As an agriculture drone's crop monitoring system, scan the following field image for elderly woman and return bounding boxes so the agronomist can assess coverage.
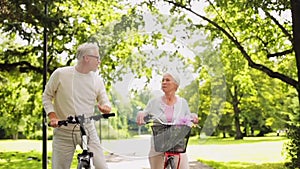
[137,72,198,169]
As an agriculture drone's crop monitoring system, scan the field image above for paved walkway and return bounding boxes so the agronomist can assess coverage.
[106,155,212,169]
[105,153,212,169]
[102,135,213,169]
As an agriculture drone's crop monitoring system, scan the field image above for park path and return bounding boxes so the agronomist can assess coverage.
[0,135,285,168]
[103,135,285,169]
[102,135,213,169]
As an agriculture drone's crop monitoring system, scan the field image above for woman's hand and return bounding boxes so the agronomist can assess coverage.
[136,111,146,125]
[191,113,199,124]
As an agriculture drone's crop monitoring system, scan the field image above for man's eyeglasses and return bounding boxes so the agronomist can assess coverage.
[86,55,101,61]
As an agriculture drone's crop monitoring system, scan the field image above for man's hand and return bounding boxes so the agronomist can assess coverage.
[48,112,59,128]
[98,104,111,114]
[136,111,146,126]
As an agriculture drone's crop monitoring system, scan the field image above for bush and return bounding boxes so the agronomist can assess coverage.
[285,125,300,169]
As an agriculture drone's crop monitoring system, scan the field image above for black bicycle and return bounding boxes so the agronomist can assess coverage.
[56,113,115,169]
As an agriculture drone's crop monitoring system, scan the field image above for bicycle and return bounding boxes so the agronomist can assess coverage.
[55,113,115,169]
[144,114,192,169]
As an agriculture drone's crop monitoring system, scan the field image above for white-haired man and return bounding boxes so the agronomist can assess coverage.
[43,42,111,169]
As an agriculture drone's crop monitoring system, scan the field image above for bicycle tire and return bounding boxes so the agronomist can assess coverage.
[77,160,89,169]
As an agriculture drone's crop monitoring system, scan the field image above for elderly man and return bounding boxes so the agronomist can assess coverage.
[43,42,111,169]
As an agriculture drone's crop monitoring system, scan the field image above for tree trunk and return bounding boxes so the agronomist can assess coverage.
[233,90,243,140]
[222,130,226,138]
[233,106,243,140]
[12,133,18,140]
[291,0,300,108]
[250,127,254,136]
[243,119,248,137]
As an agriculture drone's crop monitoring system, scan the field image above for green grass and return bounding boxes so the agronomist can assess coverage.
[0,151,43,169]
[0,140,81,169]
[187,135,289,169]
[0,150,81,169]
[188,135,288,145]
[199,160,286,169]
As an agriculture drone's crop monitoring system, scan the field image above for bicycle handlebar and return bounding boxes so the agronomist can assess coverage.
[144,114,177,126]
[50,113,115,127]
[144,114,201,129]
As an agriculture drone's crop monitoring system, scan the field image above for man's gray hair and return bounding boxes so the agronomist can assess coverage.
[75,42,99,60]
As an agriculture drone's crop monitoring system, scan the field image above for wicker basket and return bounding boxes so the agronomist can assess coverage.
[151,125,191,153]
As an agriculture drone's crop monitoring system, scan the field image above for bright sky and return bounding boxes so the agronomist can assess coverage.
[111,1,209,100]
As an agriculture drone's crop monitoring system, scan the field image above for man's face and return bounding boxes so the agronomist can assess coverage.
[85,50,101,72]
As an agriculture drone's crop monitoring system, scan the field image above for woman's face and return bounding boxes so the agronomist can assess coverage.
[161,74,178,93]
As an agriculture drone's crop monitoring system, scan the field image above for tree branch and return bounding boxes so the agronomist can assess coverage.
[163,0,299,89]
[0,61,43,74]
[264,10,293,42]
[267,49,294,58]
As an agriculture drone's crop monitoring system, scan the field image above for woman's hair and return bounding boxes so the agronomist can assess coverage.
[75,43,99,60]
[164,71,180,86]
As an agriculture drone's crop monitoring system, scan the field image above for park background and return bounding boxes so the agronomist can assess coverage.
[0,0,299,168]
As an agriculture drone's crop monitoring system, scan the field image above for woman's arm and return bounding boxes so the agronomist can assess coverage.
[136,98,156,125]
[182,98,199,124]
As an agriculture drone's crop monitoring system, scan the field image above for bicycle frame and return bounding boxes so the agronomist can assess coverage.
[77,120,95,169]
[57,113,115,169]
[164,152,181,169]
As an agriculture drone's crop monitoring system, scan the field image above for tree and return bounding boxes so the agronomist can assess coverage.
[0,0,148,137]
[141,0,299,166]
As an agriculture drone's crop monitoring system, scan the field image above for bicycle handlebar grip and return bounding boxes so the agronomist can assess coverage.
[47,120,67,127]
[102,113,115,119]
[58,121,67,126]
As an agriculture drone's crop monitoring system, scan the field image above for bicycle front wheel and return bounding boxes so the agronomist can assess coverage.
[77,160,89,169]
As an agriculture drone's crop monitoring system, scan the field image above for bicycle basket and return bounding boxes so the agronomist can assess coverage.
[151,125,191,153]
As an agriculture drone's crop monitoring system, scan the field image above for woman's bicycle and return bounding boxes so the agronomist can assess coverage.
[144,114,193,169]
[55,113,115,169]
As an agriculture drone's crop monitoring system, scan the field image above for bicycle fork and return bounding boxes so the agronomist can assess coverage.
[164,152,181,169]
[78,127,95,169]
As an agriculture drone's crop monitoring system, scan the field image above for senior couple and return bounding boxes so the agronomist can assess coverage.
[43,42,198,169]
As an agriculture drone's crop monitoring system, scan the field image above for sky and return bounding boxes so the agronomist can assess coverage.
[112,1,208,100]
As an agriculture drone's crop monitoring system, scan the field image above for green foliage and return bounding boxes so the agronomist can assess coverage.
[0,71,42,138]
[284,125,300,169]
[139,0,296,145]
[0,0,152,139]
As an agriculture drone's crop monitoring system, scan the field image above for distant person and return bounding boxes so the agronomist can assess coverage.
[136,72,198,169]
[43,42,111,169]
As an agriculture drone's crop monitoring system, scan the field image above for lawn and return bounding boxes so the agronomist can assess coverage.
[0,135,290,169]
[188,135,289,169]
[0,139,77,169]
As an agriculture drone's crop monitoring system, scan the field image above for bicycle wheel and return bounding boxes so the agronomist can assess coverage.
[77,160,89,169]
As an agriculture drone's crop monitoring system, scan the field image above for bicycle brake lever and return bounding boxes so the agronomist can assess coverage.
[144,114,153,123]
